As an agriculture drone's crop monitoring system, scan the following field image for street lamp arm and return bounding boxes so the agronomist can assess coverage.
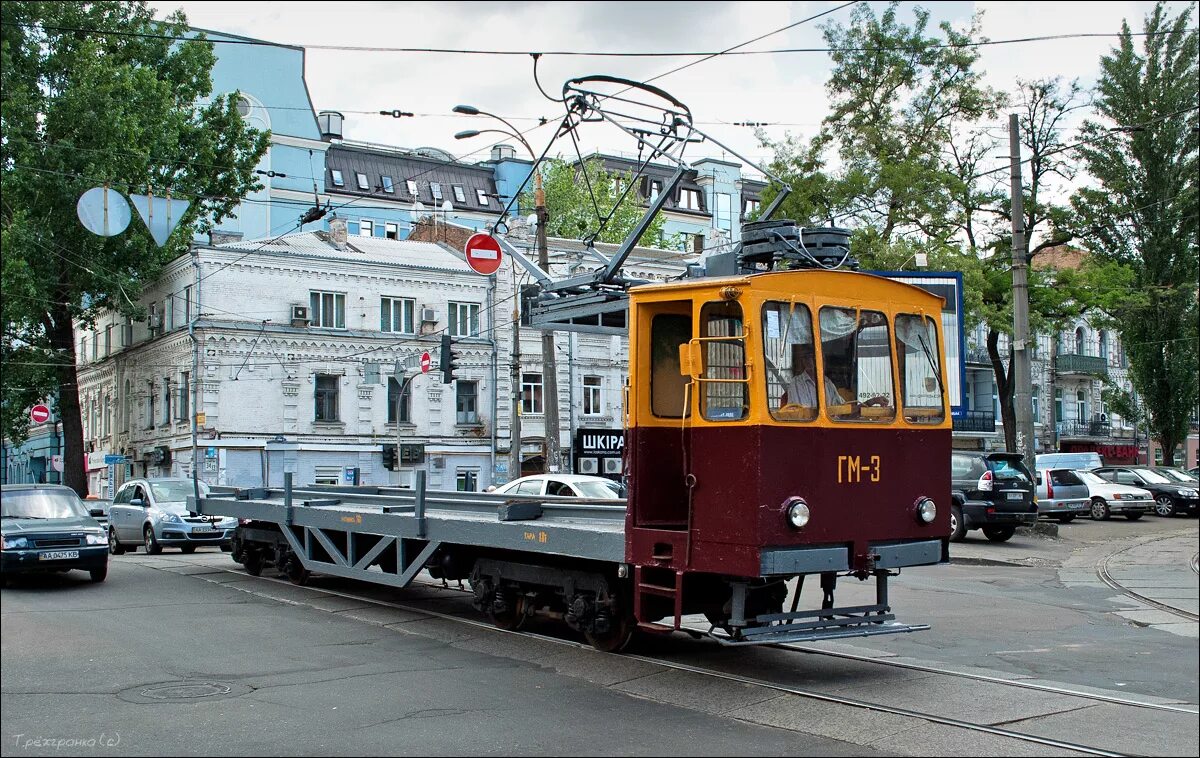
[455,128,534,159]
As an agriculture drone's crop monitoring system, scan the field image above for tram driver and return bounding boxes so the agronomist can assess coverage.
[783,346,843,408]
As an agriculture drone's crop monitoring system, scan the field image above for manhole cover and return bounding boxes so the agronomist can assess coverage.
[118,680,250,704]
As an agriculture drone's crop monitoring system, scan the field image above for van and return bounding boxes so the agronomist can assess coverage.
[1035,452,1102,471]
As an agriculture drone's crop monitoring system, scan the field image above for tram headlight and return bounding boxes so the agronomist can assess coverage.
[784,497,810,529]
[915,498,937,524]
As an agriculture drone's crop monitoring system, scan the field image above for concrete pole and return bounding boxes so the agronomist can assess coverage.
[1009,113,1035,466]
[535,170,561,473]
[509,263,522,481]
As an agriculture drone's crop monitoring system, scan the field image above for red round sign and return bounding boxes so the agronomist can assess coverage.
[30,404,51,424]
[464,233,503,276]
[420,352,431,374]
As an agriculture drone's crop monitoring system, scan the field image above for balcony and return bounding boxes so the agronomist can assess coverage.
[965,346,992,366]
[1058,420,1112,439]
[1055,353,1108,376]
[953,410,997,433]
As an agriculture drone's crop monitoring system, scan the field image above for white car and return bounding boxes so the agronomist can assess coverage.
[492,475,625,500]
[1074,470,1153,521]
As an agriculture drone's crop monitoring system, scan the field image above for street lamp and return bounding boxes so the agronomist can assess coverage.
[454,105,562,477]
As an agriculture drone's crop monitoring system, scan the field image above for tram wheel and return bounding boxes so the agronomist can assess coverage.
[284,555,310,586]
[585,613,634,653]
[243,550,263,577]
[488,594,527,631]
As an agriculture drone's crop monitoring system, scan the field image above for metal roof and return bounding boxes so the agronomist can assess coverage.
[212,231,475,273]
[325,144,501,215]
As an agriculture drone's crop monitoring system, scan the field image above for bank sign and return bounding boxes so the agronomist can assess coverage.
[575,429,624,456]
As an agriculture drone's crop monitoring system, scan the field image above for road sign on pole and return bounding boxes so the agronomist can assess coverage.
[30,404,50,424]
[464,233,503,276]
[420,352,432,374]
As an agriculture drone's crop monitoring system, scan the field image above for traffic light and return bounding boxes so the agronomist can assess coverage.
[440,334,460,384]
[382,444,398,471]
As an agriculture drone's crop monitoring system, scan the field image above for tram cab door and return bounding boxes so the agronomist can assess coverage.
[631,301,693,530]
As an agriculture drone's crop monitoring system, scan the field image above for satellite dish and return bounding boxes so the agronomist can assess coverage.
[76,187,132,237]
[413,201,427,217]
[527,213,538,228]
[441,200,454,213]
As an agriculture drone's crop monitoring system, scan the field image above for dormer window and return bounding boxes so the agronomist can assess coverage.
[355,172,370,191]
[330,170,345,187]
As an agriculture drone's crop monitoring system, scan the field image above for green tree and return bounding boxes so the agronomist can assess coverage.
[526,157,667,247]
[1070,1,1199,465]
[1,1,269,494]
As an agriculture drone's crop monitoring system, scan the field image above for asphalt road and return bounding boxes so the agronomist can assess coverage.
[1,558,866,757]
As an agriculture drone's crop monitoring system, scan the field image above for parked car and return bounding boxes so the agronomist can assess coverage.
[1153,466,1199,485]
[492,474,625,499]
[950,452,1038,542]
[107,478,237,555]
[1035,452,1103,471]
[1092,467,1199,517]
[1072,470,1153,520]
[1033,469,1091,523]
[1,484,109,585]
[83,495,112,527]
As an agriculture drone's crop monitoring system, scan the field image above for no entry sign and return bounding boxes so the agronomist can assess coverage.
[420,352,431,374]
[30,404,51,424]
[464,233,503,276]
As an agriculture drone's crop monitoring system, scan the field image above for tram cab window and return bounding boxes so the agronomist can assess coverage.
[650,312,692,419]
[818,307,896,423]
[762,302,818,422]
[895,314,945,424]
[700,301,748,421]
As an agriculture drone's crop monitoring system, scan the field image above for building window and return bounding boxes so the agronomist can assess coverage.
[149,301,159,334]
[146,380,155,430]
[104,325,112,357]
[309,291,346,328]
[381,297,414,333]
[406,180,418,196]
[452,185,466,203]
[649,180,662,201]
[690,234,704,254]
[102,395,110,437]
[166,294,175,330]
[680,188,702,211]
[91,331,98,361]
[80,336,87,363]
[381,176,394,193]
[1099,330,1109,361]
[456,468,479,492]
[583,376,602,416]
[448,302,480,337]
[1055,388,1063,423]
[387,377,411,424]
[314,466,341,486]
[743,198,761,217]
[1075,326,1086,355]
[184,286,192,324]
[123,379,131,433]
[385,222,399,240]
[1032,384,1040,423]
[162,377,172,426]
[715,193,732,232]
[315,374,340,422]
[476,189,490,205]
[179,371,189,422]
[430,182,443,201]
[359,219,374,237]
[522,373,543,415]
[1076,390,1087,421]
[355,172,370,191]
[456,381,479,425]
[330,169,345,187]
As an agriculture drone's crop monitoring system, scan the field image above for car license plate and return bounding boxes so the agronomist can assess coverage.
[191,530,219,538]
[38,550,80,561]
[1073,503,1088,509]
[1006,492,1025,500]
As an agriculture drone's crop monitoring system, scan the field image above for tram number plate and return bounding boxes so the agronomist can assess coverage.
[1005,492,1024,500]
[39,551,80,561]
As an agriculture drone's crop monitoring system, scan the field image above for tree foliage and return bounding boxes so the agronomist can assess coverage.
[1,1,269,492]
[526,157,667,246]
[1070,1,1199,465]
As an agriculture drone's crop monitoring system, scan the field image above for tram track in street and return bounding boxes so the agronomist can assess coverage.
[1095,537,1200,623]
[154,555,1198,757]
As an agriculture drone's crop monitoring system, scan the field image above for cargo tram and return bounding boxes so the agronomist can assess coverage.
[195,75,951,652]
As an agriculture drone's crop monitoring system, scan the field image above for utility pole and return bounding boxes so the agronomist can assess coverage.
[1009,113,1035,467]
[535,171,562,473]
[509,265,523,481]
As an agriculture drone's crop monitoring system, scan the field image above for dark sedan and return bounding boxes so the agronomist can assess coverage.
[1,485,109,585]
[1092,467,1200,518]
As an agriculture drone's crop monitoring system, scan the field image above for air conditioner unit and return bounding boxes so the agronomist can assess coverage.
[291,305,311,325]
[421,307,438,323]
[149,314,162,329]
[577,457,598,475]
[602,457,623,475]
[431,456,445,470]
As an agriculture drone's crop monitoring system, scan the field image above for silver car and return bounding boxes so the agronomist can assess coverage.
[107,478,237,555]
[1034,469,1091,523]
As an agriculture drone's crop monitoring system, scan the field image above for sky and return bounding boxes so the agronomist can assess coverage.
[148,1,1198,182]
